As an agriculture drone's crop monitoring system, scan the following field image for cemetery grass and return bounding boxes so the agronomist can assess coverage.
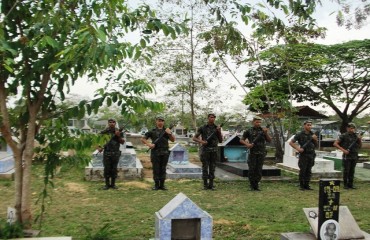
[0,153,370,239]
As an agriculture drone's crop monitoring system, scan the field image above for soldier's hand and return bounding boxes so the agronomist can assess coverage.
[115,130,121,137]
[312,134,318,141]
[246,143,254,149]
[343,149,350,155]
[149,143,155,149]
[201,140,208,146]
[165,128,172,135]
[298,148,304,153]
[97,146,103,153]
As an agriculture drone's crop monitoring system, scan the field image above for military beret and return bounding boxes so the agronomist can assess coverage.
[156,115,165,121]
[108,118,116,122]
[303,119,313,125]
[347,122,356,128]
[253,116,263,121]
[208,113,216,117]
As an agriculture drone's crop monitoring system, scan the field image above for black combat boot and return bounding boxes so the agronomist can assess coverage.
[110,178,118,189]
[152,180,159,190]
[348,182,356,189]
[159,180,167,190]
[299,181,305,191]
[203,179,208,190]
[304,182,313,190]
[208,179,215,190]
[102,178,110,190]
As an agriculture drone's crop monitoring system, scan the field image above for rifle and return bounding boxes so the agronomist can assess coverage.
[146,123,176,152]
[205,122,225,142]
[98,122,128,151]
[251,124,271,145]
[347,131,364,152]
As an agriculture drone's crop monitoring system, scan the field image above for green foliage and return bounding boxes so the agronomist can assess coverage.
[81,223,118,240]
[0,220,24,239]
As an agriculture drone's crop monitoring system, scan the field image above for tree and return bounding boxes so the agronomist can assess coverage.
[200,0,326,161]
[244,40,370,133]
[0,0,184,227]
[137,0,228,130]
[334,0,370,29]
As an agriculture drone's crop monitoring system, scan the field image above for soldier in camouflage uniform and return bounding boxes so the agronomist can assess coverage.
[97,119,125,190]
[193,113,222,190]
[333,122,362,189]
[141,115,175,190]
[289,120,318,191]
[240,116,272,191]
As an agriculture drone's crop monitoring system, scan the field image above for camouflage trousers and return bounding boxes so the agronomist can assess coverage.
[342,155,358,187]
[248,152,266,187]
[103,151,121,178]
[200,151,217,180]
[298,153,315,183]
[151,153,170,181]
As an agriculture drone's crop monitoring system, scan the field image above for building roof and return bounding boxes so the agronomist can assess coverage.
[257,105,328,119]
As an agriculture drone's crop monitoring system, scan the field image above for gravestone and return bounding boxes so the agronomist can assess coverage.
[7,207,16,224]
[281,179,369,240]
[155,192,212,240]
[277,136,341,178]
[85,142,143,181]
[318,179,340,240]
[166,143,202,179]
[219,135,249,163]
[0,141,14,180]
[217,134,281,177]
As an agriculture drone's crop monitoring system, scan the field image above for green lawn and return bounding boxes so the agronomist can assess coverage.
[0,154,369,240]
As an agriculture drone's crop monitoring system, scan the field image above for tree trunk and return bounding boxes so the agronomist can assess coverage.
[14,150,23,223]
[20,113,37,228]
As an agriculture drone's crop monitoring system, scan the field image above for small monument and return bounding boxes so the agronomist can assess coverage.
[217,134,280,177]
[155,192,212,240]
[277,136,341,178]
[85,142,143,181]
[0,140,14,180]
[281,179,370,240]
[166,143,202,179]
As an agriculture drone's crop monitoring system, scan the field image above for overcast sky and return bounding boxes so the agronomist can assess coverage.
[69,1,370,116]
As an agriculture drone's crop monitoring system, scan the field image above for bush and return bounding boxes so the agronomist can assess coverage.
[0,220,24,239]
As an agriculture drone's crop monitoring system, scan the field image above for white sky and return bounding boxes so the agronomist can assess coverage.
[69,1,370,116]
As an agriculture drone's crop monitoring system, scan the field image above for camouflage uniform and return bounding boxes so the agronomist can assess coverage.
[101,127,124,188]
[144,127,171,188]
[337,132,360,188]
[196,124,222,189]
[292,130,316,189]
[242,126,268,190]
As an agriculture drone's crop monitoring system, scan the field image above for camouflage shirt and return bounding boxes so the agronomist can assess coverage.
[145,127,170,154]
[101,127,123,152]
[242,127,267,154]
[337,132,360,155]
[196,124,222,151]
[292,130,316,154]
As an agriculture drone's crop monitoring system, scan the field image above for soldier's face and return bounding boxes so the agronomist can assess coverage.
[108,120,116,127]
[208,115,216,124]
[304,123,312,131]
[253,120,262,127]
[347,127,356,133]
[156,119,165,128]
